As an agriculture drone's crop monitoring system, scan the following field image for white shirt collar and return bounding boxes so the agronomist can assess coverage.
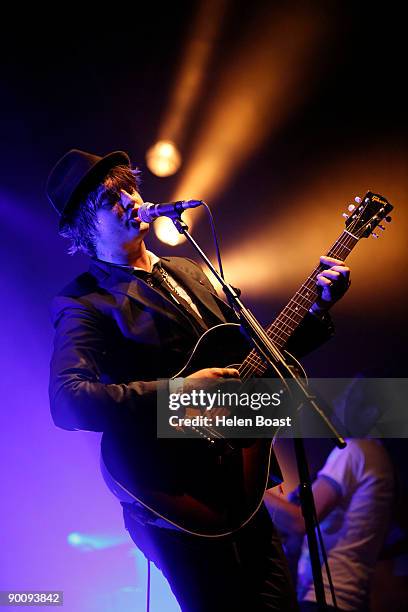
[132,250,160,272]
[95,250,160,272]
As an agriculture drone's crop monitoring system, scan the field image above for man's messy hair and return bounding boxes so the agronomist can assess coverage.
[59,165,141,256]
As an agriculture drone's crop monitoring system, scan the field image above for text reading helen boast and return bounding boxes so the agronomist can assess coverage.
[168,389,292,429]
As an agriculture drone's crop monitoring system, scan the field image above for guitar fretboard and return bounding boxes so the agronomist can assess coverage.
[238,230,359,380]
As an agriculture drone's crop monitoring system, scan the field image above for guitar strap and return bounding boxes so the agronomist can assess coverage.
[135,264,212,334]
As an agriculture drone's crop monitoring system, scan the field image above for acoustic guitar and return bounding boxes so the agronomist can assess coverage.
[101,191,393,536]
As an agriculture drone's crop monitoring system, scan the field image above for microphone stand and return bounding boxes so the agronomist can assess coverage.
[171,214,345,611]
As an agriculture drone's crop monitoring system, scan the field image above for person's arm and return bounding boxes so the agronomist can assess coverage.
[49,297,167,432]
[285,311,334,357]
[285,255,350,357]
[264,476,341,535]
[49,296,239,433]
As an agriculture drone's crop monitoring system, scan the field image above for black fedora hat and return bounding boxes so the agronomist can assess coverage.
[46,148,130,223]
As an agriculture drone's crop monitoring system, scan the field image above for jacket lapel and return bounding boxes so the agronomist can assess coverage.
[89,259,200,334]
[89,256,230,331]
[160,257,230,324]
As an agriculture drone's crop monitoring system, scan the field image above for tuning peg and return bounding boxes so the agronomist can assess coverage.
[378,225,385,231]
[354,196,362,204]
[348,204,356,212]
[342,213,349,219]
[371,233,379,239]
[385,216,392,223]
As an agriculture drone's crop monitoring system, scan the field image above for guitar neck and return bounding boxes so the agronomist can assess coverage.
[238,229,359,379]
[267,229,358,348]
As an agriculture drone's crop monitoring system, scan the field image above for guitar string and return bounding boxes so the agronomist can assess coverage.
[237,241,354,381]
[189,207,387,439]
[239,233,356,379]
[271,220,371,335]
[183,208,381,439]
[188,221,367,437]
[267,233,356,346]
[239,233,356,380]
[238,233,357,381]
[194,222,358,435]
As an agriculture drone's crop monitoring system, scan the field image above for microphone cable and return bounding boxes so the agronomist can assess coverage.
[203,202,225,280]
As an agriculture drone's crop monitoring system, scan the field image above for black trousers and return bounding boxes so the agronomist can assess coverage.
[122,503,298,612]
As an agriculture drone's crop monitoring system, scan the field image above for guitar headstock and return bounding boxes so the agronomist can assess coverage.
[344,191,393,239]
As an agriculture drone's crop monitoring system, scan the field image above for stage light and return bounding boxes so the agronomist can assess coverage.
[153,216,184,246]
[146,140,182,177]
[156,0,228,147]
[151,0,227,245]
[67,532,81,546]
[67,531,128,551]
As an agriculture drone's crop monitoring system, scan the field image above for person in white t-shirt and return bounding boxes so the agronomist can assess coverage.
[264,378,395,612]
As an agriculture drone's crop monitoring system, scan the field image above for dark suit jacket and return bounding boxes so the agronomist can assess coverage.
[49,256,333,496]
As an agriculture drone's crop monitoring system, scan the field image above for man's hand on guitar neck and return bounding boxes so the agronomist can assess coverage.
[310,255,351,317]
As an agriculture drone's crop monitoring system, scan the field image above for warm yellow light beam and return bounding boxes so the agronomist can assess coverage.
[157,0,229,147]
[217,145,406,311]
[152,0,229,244]
[168,6,331,235]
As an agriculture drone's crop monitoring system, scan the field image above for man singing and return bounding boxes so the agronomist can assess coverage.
[47,148,350,611]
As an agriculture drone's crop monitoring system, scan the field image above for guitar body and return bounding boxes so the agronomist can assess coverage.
[101,324,299,537]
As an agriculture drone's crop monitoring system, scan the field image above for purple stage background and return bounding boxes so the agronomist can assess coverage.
[1,2,407,610]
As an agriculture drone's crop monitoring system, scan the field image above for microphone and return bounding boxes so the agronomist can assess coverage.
[137,199,204,223]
